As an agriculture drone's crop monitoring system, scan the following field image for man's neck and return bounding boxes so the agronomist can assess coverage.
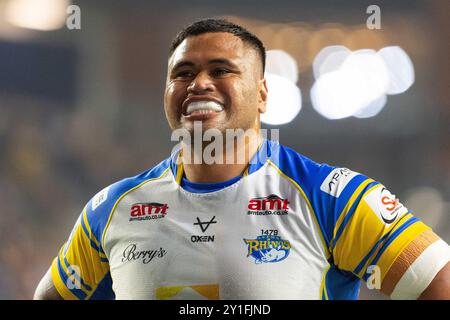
[181,134,263,183]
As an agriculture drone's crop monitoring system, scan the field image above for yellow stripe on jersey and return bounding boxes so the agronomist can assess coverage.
[353,213,414,278]
[333,183,393,272]
[82,209,107,259]
[381,229,439,295]
[175,162,184,185]
[331,178,376,247]
[64,219,109,296]
[320,264,331,300]
[155,284,219,300]
[51,214,110,299]
[51,256,79,300]
[268,160,330,260]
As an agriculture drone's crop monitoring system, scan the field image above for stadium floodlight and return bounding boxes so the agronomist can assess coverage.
[261,73,302,125]
[5,0,69,31]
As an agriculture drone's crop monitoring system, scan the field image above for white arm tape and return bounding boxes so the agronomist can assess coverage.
[391,239,450,300]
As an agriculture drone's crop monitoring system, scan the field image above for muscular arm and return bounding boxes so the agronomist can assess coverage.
[33,267,63,300]
[418,261,450,300]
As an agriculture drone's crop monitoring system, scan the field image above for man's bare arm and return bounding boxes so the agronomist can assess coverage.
[418,261,450,300]
[33,267,63,300]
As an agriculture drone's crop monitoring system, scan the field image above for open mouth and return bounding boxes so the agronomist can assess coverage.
[184,101,224,116]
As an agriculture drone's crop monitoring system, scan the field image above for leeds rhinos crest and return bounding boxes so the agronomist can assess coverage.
[243,235,291,264]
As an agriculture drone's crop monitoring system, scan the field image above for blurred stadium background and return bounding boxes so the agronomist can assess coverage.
[0,0,449,299]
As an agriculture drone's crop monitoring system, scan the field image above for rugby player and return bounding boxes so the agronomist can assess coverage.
[34,19,450,300]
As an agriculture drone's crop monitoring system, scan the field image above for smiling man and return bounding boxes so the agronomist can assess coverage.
[34,19,450,300]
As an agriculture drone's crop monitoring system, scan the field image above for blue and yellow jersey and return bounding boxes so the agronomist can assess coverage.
[51,140,450,299]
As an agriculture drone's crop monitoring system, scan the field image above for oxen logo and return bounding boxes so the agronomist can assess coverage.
[191,216,217,243]
[243,235,291,264]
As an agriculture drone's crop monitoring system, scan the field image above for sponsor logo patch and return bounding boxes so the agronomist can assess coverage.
[92,186,110,210]
[364,186,408,225]
[129,202,169,221]
[320,168,358,197]
[155,284,219,300]
[192,216,217,243]
[243,234,291,264]
[121,243,166,264]
[247,194,289,216]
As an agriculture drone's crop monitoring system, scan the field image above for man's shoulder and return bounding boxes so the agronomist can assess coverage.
[82,157,172,235]
[270,142,337,188]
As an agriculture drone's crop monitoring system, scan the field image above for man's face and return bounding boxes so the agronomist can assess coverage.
[164,32,267,134]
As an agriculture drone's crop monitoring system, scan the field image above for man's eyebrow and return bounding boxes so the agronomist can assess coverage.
[171,58,238,71]
[207,58,238,68]
[171,60,195,72]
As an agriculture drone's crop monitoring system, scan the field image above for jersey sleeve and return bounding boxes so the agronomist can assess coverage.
[49,159,172,300]
[50,189,115,300]
[324,167,450,298]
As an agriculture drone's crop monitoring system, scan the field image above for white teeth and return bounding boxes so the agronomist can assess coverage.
[186,101,223,114]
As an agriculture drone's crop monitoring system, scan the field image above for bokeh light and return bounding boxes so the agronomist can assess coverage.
[261,72,302,125]
[5,0,70,31]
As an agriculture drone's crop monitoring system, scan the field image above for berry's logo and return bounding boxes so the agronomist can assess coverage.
[247,194,289,216]
[129,202,169,221]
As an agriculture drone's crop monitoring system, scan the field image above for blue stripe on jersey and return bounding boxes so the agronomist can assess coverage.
[247,138,271,175]
[63,257,92,292]
[89,272,115,300]
[353,232,391,275]
[84,157,172,253]
[353,213,412,275]
[268,141,334,250]
[362,216,420,281]
[80,216,100,252]
[57,257,87,300]
[332,174,372,224]
[170,146,181,178]
[173,139,272,194]
[181,174,242,193]
[331,181,380,249]
[325,265,361,300]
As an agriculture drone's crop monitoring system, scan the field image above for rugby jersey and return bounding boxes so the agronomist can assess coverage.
[51,139,449,299]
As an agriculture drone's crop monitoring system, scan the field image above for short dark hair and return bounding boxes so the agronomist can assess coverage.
[169,18,266,73]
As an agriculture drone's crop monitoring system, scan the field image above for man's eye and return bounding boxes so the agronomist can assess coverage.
[175,71,194,78]
[212,68,230,77]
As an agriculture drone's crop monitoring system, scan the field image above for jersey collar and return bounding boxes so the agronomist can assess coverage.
[170,139,279,185]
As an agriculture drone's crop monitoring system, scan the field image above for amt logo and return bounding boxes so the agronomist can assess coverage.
[129,202,169,221]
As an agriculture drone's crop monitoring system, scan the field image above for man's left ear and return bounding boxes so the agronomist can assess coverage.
[258,78,268,114]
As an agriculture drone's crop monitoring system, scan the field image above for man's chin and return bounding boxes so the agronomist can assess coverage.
[180,119,226,134]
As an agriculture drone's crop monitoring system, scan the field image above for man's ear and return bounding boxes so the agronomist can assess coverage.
[258,78,268,114]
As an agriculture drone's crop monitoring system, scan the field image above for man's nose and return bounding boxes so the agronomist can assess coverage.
[187,72,214,94]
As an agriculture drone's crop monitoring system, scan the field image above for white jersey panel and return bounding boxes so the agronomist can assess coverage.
[104,163,329,299]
